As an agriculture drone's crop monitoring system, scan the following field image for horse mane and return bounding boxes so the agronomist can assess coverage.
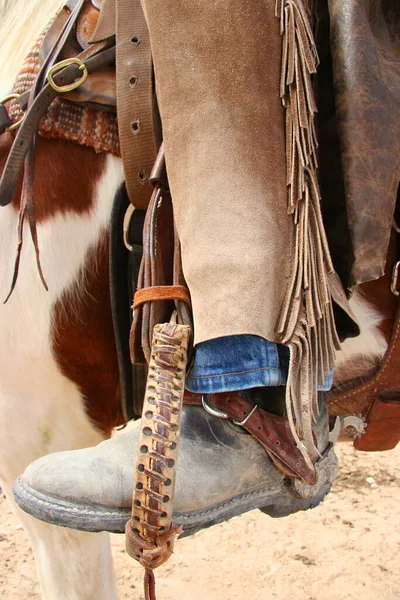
[0,0,64,95]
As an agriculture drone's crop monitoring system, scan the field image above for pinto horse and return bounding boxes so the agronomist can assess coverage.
[0,0,394,598]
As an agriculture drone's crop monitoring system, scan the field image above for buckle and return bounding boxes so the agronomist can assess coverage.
[0,93,25,132]
[391,260,400,296]
[201,395,229,419]
[201,394,258,426]
[47,58,88,94]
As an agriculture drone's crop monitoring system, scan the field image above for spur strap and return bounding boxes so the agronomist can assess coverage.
[185,392,318,485]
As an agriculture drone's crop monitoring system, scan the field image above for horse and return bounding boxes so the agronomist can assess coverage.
[0,0,396,598]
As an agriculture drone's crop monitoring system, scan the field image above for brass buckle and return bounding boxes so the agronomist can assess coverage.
[391,260,400,297]
[0,93,26,132]
[47,58,88,93]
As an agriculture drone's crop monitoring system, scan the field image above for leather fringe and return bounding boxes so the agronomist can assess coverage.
[275,0,340,465]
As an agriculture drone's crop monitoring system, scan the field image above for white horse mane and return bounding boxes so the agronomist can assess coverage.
[0,0,64,96]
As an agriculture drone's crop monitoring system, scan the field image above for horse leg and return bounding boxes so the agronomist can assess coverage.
[0,380,118,600]
[1,484,116,600]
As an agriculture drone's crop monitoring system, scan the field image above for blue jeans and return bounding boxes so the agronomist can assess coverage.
[185,335,333,394]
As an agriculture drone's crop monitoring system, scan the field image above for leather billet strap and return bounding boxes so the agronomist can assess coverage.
[115,0,159,209]
[90,0,159,209]
[37,0,87,93]
[38,0,117,111]
[184,392,318,485]
[0,41,115,208]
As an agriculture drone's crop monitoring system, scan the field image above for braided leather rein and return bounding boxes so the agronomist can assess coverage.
[125,320,191,599]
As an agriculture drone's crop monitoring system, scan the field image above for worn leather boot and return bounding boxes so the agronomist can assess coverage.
[13,393,338,535]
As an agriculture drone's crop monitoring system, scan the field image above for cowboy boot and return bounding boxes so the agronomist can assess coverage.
[13,391,338,535]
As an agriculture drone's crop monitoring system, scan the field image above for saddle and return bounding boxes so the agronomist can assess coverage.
[1,0,399,596]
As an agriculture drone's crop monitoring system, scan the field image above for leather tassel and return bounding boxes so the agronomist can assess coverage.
[126,319,190,596]
[275,0,340,465]
[24,137,49,292]
[144,568,156,600]
[3,194,27,304]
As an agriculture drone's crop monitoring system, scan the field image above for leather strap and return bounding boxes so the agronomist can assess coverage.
[125,321,191,596]
[36,0,86,92]
[0,105,12,135]
[0,42,115,207]
[115,0,158,209]
[133,286,191,310]
[109,184,148,422]
[130,166,193,366]
[149,143,166,187]
[184,392,318,485]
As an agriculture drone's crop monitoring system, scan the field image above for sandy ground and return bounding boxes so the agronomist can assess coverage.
[0,442,399,600]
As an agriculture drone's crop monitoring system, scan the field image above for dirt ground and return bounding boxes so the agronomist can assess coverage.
[0,442,399,600]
